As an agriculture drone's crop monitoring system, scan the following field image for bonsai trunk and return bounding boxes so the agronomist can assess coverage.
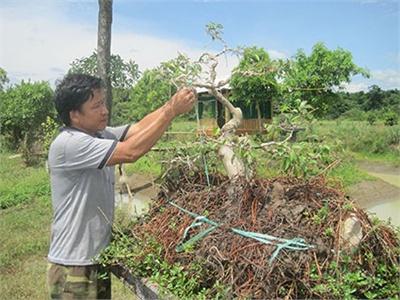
[209,87,246,179]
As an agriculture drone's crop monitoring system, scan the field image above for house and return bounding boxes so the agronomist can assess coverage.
[196,88,273,135]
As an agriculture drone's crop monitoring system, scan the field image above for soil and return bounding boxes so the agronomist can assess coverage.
[347,161,400,208]
[348,179,400,207]
[356,160,400,176]
[116,172,159,199]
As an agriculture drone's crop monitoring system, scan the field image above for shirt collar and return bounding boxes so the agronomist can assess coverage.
[61,126,104,138]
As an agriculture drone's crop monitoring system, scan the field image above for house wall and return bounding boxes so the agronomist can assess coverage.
[197,90,272,135]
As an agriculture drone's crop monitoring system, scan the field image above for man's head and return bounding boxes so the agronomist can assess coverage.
[54,74,109,134]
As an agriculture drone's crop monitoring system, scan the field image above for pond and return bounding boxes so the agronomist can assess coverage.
[114,190,152,216]
[362,171,400,227]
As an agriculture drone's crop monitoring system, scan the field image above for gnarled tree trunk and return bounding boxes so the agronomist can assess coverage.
[208,87,246,179]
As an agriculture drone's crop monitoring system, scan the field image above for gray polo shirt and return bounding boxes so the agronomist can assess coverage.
[47,125,129,265]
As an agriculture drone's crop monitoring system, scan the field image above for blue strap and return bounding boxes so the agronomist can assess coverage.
[169,200,314,263]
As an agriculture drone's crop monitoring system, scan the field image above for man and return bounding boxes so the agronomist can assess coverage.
[47,73,197,299]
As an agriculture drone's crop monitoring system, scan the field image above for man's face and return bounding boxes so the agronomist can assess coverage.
[70,88,109,134]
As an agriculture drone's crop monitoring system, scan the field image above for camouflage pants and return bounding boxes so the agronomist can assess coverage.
[47,262,111,299]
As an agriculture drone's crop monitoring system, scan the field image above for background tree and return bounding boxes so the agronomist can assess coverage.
[114,63,180,123]
[0,81,54,149]
[230,47,279,130]
[0,68,9,91]
[97,0,113,121]
[281,42,369,116]
[325,88,399,120]
[118,69,173,122]
[325,91,360,119]
[114,53,199,124]
[363,85,385,111]
[69,52,139,90]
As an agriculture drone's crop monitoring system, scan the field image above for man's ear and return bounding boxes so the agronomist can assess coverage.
[69,110,80,126]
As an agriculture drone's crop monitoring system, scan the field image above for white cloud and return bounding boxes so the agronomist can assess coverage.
[0,1,293,89]
[114,31,242,85]
[267,49,288,60]
[371,69,400,88]
[1,0,399,96]
[341,69,400,92]
[0,1,236,87]
[341,81,370,93]
[0,2,97,85]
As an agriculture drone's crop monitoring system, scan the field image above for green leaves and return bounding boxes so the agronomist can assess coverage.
[98,230,220,299]
[231,46,279,107]
[0,80,54,146]
[126,68,177,120]
[263,100,337,178]
[271,142,333,178]
[206,22,224,43]
[68,51,140,90]
[280,42,369,116]
[309,258,399,299]
[0,67,9,91]
[159,53,201,88]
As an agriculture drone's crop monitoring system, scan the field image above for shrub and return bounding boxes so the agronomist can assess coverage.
[384,111,398,126]
[38,116,60,156]
[0,81,55,164]
[366,113,377,125]
[314,120,400,156]
[0,81,54,148]
[339,108,367,121]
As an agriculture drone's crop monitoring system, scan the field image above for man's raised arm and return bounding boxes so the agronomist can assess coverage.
[106,88,197,166]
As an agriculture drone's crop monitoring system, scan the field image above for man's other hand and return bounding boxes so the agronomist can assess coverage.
[167,87,197,117]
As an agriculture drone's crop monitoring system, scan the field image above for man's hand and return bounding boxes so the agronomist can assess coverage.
[167,87,197,117]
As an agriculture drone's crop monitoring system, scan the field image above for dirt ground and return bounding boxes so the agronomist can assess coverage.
[116,172,160,198]
[347,161,400,208]
[347,179,400,208]
[356,160,400,176]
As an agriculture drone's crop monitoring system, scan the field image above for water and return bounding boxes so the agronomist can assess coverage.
[115,190,152,216]
[364,171,400,227]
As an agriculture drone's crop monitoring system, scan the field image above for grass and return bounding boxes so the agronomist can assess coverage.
[353,151,400,166]
[0,157,50,209]
[312,120,400,159]
[0,153,52,299]
[169,117,197,132]
[124,152,162,176]
[326,160,375,189]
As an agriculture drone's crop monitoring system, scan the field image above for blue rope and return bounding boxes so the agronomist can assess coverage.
[169,200,314,264]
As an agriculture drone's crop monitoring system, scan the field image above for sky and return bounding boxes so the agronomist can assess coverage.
[0,0,399,92]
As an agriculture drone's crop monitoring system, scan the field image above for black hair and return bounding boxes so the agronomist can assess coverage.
[54,73,103,126]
